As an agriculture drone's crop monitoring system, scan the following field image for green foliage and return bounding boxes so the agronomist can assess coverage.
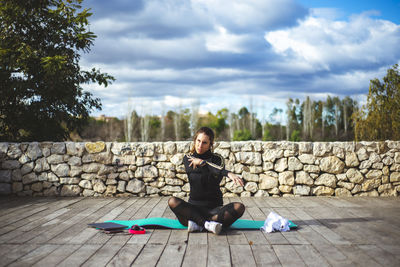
[262,124,273,141]
[238,107,249,118]
[0,0,115,141]
[233,129,252,141]
[149,115,161,140]
[290,130,301,141]
[199,108,228,138]
[353,64,400,140]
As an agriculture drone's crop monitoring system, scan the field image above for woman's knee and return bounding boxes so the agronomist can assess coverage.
[168,196,180,209]
[233,202,245,217]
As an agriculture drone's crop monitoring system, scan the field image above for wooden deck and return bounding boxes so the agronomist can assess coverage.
[0,196,399,267]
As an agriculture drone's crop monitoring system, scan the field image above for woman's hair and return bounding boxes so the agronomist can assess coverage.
[190,127,215,153]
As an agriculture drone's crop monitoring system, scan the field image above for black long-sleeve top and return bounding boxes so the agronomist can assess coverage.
[183,150,229,208]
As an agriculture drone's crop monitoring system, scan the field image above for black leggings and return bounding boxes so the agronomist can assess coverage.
[168,197,245,228]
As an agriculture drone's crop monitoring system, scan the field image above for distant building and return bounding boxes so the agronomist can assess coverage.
[94,115,117,123]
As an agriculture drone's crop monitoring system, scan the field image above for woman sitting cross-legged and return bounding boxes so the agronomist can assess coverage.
[168,127,245,235]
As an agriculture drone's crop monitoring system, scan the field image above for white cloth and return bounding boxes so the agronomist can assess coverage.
[260,211,290,233]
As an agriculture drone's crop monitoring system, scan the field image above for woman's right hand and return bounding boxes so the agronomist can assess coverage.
[188,157,204,169]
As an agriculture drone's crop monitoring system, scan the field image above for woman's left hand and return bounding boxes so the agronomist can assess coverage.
[227,172,244,186]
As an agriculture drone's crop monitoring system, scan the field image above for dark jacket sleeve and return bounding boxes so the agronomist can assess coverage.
[183,153,229,178]
[205,153,229,178]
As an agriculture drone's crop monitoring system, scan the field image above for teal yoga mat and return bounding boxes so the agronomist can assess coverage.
[106,217,297,230]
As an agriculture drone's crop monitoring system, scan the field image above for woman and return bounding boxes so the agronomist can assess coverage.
[168,127,245,234]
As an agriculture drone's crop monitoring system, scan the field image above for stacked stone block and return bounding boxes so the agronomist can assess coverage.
[0,141,399,197]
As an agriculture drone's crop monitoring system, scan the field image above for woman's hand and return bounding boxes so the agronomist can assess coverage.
[188,157,204,169]
[227,172,244,186]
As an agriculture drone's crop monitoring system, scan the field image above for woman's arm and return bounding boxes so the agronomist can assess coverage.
[187,154,244,186]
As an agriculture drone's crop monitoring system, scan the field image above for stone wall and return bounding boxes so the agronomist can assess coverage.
[0,141,399,197]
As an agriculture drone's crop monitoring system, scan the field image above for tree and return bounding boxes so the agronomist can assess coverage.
[286,98,300,140]
[353,64,400,140]
[262,123,273,141]
[0,0,114,141]
[233,129,252,141]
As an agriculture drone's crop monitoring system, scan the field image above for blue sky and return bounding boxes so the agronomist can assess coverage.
[81,0,400,121]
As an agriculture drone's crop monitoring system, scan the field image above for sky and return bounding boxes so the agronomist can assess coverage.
[81,0,400,122]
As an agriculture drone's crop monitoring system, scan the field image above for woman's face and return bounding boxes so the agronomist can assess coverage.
[195,133,211,154]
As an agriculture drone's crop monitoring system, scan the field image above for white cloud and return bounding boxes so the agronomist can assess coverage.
[205,26,248,53]
[83,1,400,119]
[192,0,307,32]
[265,13,400,71]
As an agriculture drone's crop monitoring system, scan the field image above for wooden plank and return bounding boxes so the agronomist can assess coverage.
[0,196,399,267]
[106,244,144,267]
[0,205,48,225]
[273,244,306,267]
[181,244,207,267]
[226,230,249,245]
[5,198,103,244]
[162,205,176,219]
[281,208,331,246]
[240,197,256,208]
[378,244,400,261]
[243,230,268,245]
[358,244,399,266]
[52,199,125,243]
[289,208,351,245]
[207,233,231,267]
[282,196,305,208]
[312,243,354,266]
[292,244,330,267]
[0,199,78,240]
[335,244,381,267]
[0,244,19,257]
[71,198,133,245]
[307,202,400,246]
[134,197,162,218]
[0,198,47,221]
[148,229,171,244]
[251,197,269,208]
[27,199,116,244]
[0,198,80,236]
[147,196,168,218]
[0,244,39,267]
[251,244,280,266]
[32,244,81,267]
[57,244,102,267]
[0,197,30,213]
[127,229,154,245]
[315,206,382,245]
[108,197,140,221]
[346,204,400,234]
[131,243,166,266]
[188,231,208,245]
[7,244,59,266]
[168,229,188,244]
[156,244,186,267]
[82,241,127,267]
[318,197,361,208]
[230,244,257,267]
[0,197,78,222]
